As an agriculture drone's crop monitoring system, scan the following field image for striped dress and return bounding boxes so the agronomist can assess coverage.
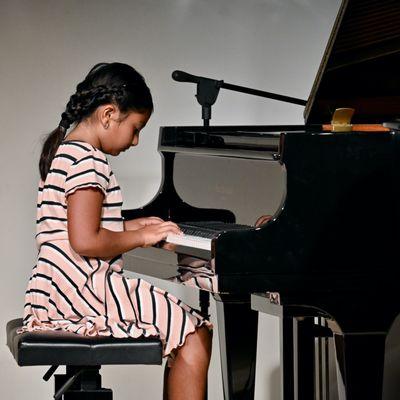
[20,140,212,356]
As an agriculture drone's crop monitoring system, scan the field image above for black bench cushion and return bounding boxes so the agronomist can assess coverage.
[7,319,163,366]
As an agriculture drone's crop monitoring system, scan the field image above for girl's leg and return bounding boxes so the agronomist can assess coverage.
[166,326,212,400]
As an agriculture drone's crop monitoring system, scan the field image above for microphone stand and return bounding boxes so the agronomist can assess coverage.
[172,70,307,127]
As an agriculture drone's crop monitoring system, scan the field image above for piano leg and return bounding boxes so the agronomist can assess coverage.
[296,318,316,400]
[199,290,210,400]
[281,317,315,400]
[281,317,295,400]
[200,290,211,319]
[333,332,386,400]
[215,296,258,400]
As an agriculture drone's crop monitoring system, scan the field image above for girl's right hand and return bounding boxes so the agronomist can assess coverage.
[124,216,164,231]
[138,221,182,248]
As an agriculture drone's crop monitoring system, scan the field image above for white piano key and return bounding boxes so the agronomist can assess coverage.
[166,233,212,251]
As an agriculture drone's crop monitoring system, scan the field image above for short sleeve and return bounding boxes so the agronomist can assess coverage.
[65,150,110,197]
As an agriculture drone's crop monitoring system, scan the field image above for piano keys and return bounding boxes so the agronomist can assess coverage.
[166,231,211,251]
[166,221,253,251]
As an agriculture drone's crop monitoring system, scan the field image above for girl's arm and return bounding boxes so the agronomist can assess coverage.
[67,188,180,259]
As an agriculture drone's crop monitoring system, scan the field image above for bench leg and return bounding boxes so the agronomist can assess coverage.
[54,366,112,400]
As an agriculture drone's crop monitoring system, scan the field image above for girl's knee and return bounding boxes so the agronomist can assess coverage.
[176,327,212,364]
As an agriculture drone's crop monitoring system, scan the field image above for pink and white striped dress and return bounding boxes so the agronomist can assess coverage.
[20,140,212,356]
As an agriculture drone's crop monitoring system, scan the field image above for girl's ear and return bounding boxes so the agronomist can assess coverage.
[98,104,117,129]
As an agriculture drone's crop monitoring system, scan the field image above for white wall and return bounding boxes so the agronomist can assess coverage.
[0,1,348,399]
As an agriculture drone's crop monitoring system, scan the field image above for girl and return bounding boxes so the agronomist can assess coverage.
[21,62,212,400]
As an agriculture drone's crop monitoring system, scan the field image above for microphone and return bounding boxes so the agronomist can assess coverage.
[172,70,202,84]
[171,70,224,126]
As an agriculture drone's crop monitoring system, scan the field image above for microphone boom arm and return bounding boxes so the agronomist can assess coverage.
[172,70,307,126]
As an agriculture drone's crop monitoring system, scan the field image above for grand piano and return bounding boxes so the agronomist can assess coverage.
[123,1,400,399]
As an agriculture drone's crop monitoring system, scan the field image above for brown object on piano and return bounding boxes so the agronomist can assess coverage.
[321,108,390,132]
[322,124,390,132]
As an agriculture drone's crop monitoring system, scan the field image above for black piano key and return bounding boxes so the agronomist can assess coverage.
[178,221,252,239]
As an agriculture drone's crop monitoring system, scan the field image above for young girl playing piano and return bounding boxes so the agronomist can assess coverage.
[21,62,212,400]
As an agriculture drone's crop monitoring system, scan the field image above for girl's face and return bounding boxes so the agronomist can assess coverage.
[100,109,151,156]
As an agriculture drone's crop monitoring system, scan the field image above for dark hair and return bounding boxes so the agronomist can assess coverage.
[39,62,153,180]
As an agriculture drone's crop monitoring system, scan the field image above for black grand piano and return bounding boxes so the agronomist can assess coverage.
[123,1,400,399]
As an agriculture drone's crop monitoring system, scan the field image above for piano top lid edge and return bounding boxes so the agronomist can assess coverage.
[160,124,308,131]
[304,0,400,125]
[159,125,322,136]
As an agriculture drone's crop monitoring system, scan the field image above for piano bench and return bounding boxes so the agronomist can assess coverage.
[6,318,163,400]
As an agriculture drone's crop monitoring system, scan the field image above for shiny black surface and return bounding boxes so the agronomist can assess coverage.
[216,131,399,285]
[123,125,307,224]
[159,125,311,159]
[122,150,235,224]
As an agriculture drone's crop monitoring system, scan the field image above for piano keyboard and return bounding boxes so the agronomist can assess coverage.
[165,221,252,251]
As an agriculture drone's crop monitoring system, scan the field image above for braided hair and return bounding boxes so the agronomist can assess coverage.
[39,62,153,180]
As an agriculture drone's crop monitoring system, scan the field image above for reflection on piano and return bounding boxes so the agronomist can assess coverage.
[123,0,400,399]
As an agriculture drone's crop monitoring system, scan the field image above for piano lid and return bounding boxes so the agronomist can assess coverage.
[304,0,400,124]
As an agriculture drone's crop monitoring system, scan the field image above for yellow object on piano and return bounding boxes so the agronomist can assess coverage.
[322,108,390,133]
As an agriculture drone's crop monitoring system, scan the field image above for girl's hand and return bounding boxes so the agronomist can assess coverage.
[124,216,164,231]
[138,221,182,248]
[254,215,273,227]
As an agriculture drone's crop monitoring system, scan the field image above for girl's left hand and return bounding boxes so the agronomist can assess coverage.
[124,216,164,231]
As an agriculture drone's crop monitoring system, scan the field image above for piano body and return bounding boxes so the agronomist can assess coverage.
[123,0,400,399]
